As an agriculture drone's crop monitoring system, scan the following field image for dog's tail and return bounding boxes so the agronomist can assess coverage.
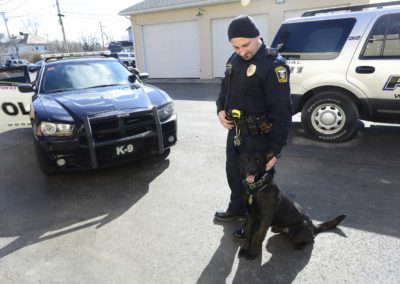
[313,214,347,235]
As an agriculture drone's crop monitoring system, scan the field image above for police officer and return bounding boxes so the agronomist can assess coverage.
[214,15,292,238]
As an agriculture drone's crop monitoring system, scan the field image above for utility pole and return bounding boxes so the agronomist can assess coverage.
[55,0,69,52]
[99,21,105,50]
[1,11,19,58]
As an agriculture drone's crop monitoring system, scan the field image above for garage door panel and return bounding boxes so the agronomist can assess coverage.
[142,21,200,78]
[212,14,269,78]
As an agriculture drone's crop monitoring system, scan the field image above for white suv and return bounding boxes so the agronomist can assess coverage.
[272,1,400,142]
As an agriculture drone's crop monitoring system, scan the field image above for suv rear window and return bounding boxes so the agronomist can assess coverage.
[272,18,356,60]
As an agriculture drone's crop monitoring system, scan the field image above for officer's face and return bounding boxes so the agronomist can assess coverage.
[230,37,261,60]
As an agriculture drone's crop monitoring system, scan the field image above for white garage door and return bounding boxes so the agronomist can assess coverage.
[142,21,200,78]
[212,14,269,78]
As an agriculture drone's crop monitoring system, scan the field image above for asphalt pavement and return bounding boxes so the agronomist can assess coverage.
[0,81,399,283]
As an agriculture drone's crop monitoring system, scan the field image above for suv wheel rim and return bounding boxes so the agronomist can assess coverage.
[311,103,345,135]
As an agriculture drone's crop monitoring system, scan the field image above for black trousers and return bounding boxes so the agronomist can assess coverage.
[226,129,274,215]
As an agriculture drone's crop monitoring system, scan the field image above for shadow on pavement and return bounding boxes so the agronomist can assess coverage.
[281,122,400,239]
[198,222,315,283]
[233,234,313,283]
[197,222,241,284]
[0,128,170,259]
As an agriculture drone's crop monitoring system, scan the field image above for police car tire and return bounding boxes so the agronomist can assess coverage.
[301,91,359,143]
[32,137,55,176]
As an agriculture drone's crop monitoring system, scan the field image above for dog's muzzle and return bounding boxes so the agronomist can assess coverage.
[244,171,273,191]
[246,175,256,184]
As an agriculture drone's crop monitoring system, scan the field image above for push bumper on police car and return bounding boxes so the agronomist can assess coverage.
[33,106,177,174]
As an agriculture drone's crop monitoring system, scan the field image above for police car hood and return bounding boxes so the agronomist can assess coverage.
[39,84,167,121]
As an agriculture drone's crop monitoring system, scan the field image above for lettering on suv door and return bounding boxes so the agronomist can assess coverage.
[383,75,400,91]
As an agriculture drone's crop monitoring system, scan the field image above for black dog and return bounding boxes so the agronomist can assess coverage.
[238,152,346,260]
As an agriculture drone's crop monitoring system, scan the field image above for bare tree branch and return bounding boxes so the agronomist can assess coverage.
[79,34,101,52]
[22,19,40,36]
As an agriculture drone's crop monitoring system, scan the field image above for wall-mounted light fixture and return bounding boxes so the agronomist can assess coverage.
[275,0,285,4]
[196,8,205,16]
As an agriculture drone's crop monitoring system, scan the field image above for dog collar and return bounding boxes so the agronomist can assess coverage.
[245,171,272,193]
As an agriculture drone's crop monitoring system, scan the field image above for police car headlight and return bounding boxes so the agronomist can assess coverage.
[39,122,75,137]
[158,103,174,121]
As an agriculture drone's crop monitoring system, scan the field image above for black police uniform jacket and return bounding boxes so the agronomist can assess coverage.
[216,42,292,155]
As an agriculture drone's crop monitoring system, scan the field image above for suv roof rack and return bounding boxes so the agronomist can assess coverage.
[302,0,400,17]
[42,51,111,62]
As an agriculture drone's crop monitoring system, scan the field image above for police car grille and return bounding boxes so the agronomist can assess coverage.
[80,112,156,144]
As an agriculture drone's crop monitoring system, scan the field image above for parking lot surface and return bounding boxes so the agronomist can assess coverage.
[1,82,399,283]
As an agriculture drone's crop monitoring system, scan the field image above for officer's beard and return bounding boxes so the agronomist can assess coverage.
[242,52,254,60]
[241,39,262,61]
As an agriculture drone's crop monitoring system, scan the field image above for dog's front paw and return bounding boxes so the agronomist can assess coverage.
[238,248,253,259]
[238,247,247,258]
[294,241,310,250]
[246,250,259,260]
[238,248,258,260]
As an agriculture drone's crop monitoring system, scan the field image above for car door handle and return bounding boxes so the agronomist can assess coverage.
[355,66,375,74]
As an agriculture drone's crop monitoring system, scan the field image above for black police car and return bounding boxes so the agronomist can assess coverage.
[18,52,177,175]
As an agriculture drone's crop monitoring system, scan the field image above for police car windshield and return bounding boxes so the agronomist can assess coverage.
[41,59,136,94]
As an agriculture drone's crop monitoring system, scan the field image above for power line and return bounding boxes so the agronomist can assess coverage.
[0,0,14,6]
[7,14,55,19]
[2,0,29,13]
[7,5,55,17]
[64,11,122,17]
[63,15,129,22]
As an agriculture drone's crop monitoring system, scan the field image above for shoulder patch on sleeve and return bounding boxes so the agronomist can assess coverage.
[275,66,288,83]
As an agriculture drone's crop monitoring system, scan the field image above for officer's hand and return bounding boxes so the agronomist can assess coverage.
[266,156,277,171]
[218,110,233,129]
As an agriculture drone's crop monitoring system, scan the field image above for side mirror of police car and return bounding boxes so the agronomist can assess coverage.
[18,83,34,93]
[128,74,137,83]
[127,66,149,80]
[139,72,149,80]
[127,66,138,74]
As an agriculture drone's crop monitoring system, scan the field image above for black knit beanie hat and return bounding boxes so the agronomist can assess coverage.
[228,15,260,40]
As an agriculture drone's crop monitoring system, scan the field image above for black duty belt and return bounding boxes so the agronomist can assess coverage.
[229,109,272,136]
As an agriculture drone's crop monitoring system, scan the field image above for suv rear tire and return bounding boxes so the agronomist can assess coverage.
[301,91,359,143]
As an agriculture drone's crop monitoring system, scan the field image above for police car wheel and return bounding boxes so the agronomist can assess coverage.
[32,137,55,176]
[301,91,359,143]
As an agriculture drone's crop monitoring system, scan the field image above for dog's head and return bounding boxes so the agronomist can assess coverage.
[239,152,267,184]
[239,152,275,186]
